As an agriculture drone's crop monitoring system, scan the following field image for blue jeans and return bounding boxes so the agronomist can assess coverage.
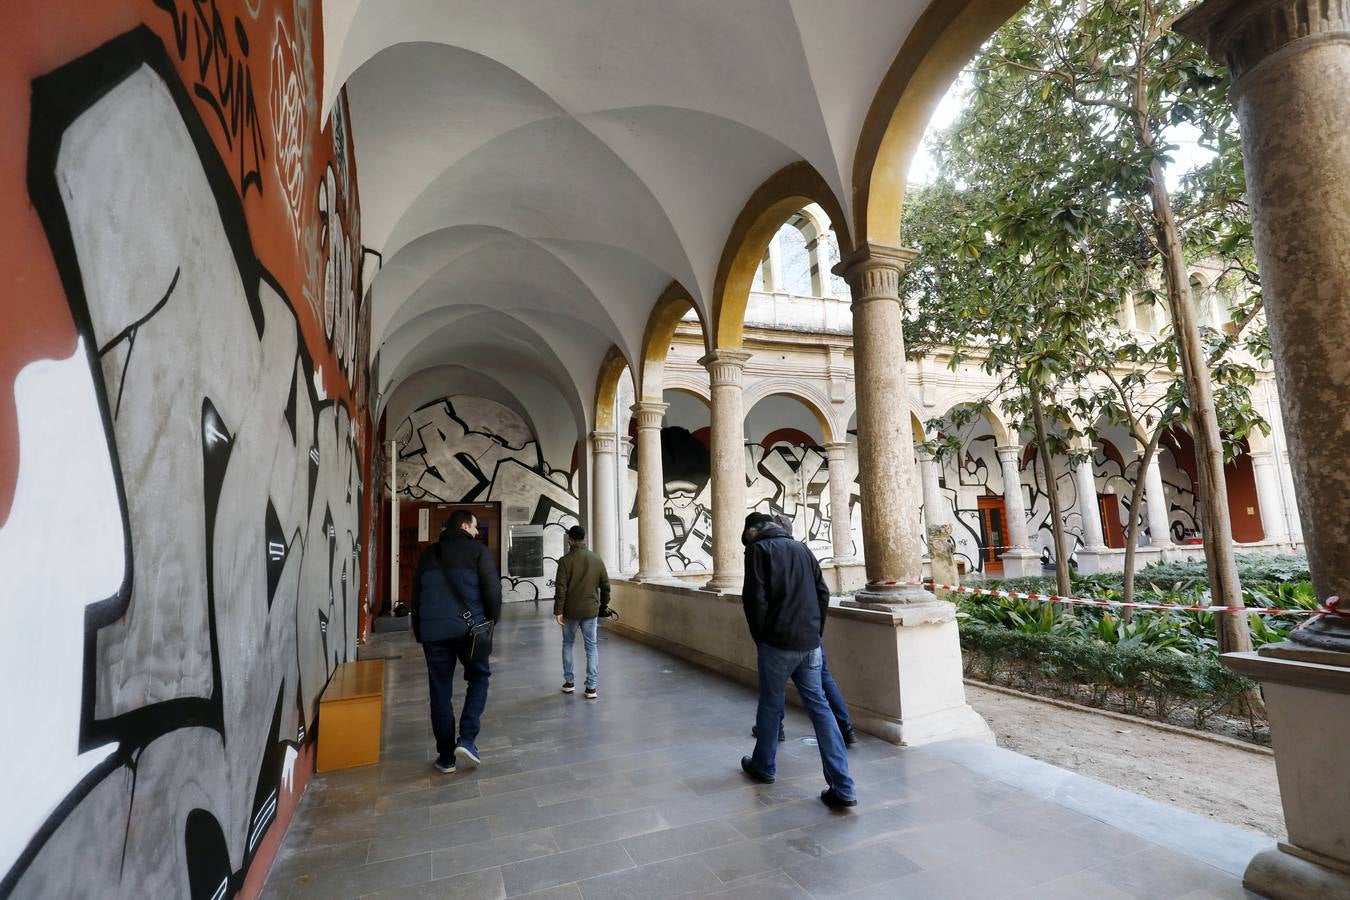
[561,617,599,690]
[768,651,853,734]
[752,643,855,800]
[423,636,491,755]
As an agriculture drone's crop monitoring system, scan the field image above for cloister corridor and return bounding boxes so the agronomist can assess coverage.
[264,606,1263,900]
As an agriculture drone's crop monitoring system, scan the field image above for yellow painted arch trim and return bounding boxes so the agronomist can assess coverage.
[713,162,853,350]
[853,0,1028,245]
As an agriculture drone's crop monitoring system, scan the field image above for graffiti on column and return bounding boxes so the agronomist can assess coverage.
[623,429,861,572]
[0,30,364,898]
[394,398,580,601]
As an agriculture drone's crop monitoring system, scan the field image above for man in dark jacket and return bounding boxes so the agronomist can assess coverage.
[739,512,856,808]
[553,525,610,699]
[412,509,502,774]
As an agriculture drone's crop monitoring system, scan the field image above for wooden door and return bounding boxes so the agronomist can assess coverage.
[977,495,1007,573]
[396,501,501,606]
[1099,493,1127,549]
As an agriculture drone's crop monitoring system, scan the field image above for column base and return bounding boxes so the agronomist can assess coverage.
[847,581,936,608]
[702,574,742,594]
[1074,546,1110,575]
[1000,550,1040,578]
[633,569,675,585]
[1244,844,1350,900]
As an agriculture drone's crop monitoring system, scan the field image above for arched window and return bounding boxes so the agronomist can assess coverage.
[777,220,813,296]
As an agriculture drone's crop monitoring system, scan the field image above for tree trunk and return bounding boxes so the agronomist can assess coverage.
[1144,157,1251,655]
[1122,430,1164,617]
[1030,384,1073,599]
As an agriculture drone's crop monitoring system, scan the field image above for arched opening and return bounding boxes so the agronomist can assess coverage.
[745,392,835,558]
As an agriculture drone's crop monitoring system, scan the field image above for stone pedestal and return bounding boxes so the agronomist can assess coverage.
[701,350,753,593]
[632,400,669,582]
[1223,643,1350,899]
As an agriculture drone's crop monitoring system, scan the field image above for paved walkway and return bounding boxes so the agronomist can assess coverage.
[263,605,1266,899]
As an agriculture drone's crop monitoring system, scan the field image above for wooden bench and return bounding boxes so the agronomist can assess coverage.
[317,659,385,772]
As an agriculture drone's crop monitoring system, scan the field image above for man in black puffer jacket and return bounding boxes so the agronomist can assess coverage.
[738,513,856,809]
[412,509,502,774]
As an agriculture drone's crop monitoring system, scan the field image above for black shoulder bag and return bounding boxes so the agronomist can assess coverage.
[433,546,495,662]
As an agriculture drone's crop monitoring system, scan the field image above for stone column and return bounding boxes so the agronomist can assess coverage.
[828,242,992,746]
[915,445,945,542]
[1073,457,1108,574]
[833,243,928,602]
[823,441,856,563]
[1177,6,1350,896]
[1278,449,1304,545]
[766,233,784,292]
[632,400,669,582]
[590,431,620,571]
[701,350,753,592]
[1143,455,1174,550]
[995,444,1039,577]
[1249,449,1289,546]
[388,439,400,613]
[618,435,636,573]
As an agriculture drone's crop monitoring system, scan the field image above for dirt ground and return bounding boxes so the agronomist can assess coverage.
[965,682,1286,838]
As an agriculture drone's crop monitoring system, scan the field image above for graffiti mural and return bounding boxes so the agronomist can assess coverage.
[0,28,364,898]
[394,398,580,600]
[621,431,861,573]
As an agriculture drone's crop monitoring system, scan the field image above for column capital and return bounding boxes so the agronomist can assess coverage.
[913,442,936,462]
[832,241,917,305]
[630,400,668,430]
[994,444,1022,464]
[698,348,754,387]
[1176,0,1350,83]
[590,430,620,453]
[823,441,850,460]
[1247,448,1275,463]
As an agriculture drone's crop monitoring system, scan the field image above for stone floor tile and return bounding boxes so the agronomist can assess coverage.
[551,807,668,852]
[620,819,746,866]
[688,869,814,900]
[432,831,560,880]
[366,816,493,862]
[695,828,829,884]
[359,866,505,899]
[499,841,634,897]
[489,797,601,839]
[575,855,721,900]
[781,836,921,899]
[289,852,433,900]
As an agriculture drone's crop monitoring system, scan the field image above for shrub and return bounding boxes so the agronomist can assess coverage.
[959,622,1258,730]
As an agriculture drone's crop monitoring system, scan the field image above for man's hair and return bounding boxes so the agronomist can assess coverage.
[744,512,774,531]
[447,509,475,532]
[567,525,586,542]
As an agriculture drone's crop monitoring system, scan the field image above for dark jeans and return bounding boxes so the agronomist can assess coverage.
[767,650,852,734]
[752,643,855,800]
[423,635,491,756]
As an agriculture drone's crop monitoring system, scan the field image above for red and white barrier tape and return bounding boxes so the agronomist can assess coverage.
[866,579,1345,618]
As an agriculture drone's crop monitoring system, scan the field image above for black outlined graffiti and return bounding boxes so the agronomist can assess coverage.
[395,398,580,600]
[3,29,362,897]
[154,0,267,198]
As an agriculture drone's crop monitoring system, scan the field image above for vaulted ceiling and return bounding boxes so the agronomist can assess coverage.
[325,0,981,449]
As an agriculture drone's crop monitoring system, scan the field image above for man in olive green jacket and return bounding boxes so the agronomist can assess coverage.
[553,525,611,699]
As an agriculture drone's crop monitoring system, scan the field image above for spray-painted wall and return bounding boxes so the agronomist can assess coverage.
[393,396,580,601]
[0,4,371,897]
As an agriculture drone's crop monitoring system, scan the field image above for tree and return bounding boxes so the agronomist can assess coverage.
[905,0,1268,652]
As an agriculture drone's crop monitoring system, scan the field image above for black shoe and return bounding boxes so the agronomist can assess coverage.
[740,756,775,784]
[820,788,857,809]
[751,726,787,743]
[842,728,858,747]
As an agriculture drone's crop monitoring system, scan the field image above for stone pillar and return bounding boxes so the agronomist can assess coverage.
[1074,457,1108,574]
[833,241,992,746]
[701,350,753,593]
[833,243,927,602]
[1278,449,1304,544]
[766,232,784,292]
[1177,5,1350,896]
[618,435,636,573]
[632,400,669,582]
[995,444,1039,577]
[590,431,620,571]
[1143,455,1174,549]
[915,445,947,545]
[1249,449,1289,546]
[823,441,856,564]
[388,439,400,613]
